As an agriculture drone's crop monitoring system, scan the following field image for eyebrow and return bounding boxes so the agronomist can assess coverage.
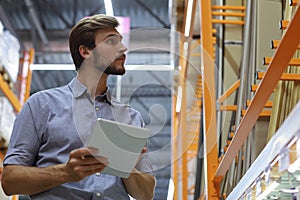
[104,33,123,40]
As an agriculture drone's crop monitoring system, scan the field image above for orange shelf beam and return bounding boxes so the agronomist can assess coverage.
[246,100,273,107]
[211,5,246,11]
[280,20,289,30]
[213,5,300,187]
[0,75,21,112]
[212,19,244,25]
[241,109,271,117]
[219,105,237,111]
[218,80,240,103]
[200,0,219,198]
[290,0,300,6]
[257,71,300,81]
[271,40,300,49]
[264,57,300,66]
[212,12,245,17]
[24,48,34,101]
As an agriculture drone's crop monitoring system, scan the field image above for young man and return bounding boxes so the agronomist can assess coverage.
[1,14,155,200]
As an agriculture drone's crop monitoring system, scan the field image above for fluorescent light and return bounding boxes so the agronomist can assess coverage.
[30,64,75,71]
[125,65,173,71]
[104,0,114,16]
[30,64,173,71]
[184,0,194,37]
[167,178,175,200]
[175,86,182,113]
[256,181,279,200]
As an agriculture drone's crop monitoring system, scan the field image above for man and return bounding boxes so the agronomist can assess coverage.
[1,14,156,200]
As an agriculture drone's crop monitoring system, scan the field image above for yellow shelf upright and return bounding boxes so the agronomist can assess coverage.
[199,0,219,199]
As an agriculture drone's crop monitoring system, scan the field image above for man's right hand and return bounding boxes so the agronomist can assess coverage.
[64,147,109,182]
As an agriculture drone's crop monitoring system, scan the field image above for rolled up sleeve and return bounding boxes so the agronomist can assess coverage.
[4,101,41,166]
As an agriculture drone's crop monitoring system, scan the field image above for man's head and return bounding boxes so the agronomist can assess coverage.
[69,14,127,74]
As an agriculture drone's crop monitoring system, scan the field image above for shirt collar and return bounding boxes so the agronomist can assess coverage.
[68,78,88,98]
[68,78,112,105]
[95,88,112,105]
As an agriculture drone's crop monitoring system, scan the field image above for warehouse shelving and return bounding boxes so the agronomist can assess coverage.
[173,0,300,199]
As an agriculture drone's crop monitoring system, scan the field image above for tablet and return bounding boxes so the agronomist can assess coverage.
[87,118,150,178]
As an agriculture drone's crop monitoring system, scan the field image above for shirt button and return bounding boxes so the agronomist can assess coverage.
[96,172,101,176]
[96,192,102,198]
[95,106,100,111]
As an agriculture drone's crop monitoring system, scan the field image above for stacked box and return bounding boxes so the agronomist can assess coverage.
[0,30,20,83]
[0,97,16,147]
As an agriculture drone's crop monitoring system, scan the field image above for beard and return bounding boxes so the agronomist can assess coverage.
[94,54,126,75]
[104,61,126,75]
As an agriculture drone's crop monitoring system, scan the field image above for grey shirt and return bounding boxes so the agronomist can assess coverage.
[4,78,153,200]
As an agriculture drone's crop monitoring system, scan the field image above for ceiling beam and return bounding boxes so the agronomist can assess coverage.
[0,4,17,37]
[24,0,49,45]
[134,0,169,28]
[43,0,73,28]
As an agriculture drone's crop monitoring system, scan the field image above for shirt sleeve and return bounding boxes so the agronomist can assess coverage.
[3,99,42,166]
[130,109,154,174]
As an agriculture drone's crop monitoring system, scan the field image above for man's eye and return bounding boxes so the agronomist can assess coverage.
[107,38,118,44]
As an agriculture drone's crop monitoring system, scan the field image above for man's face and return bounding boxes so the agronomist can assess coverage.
[93,28,127,75]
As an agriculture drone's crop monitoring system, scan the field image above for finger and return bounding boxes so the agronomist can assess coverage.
[70,147,99,158]
[80,156,109,166]
[75,163,106,173]
[141,147,147,154]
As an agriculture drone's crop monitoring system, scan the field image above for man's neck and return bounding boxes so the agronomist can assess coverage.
[77,67,108,99]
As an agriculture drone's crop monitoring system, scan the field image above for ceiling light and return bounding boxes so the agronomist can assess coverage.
[30,64,75,71]
[176,86,182,113]
[30,64,173,71]
[184,0,194,37]
[104,0,114,16]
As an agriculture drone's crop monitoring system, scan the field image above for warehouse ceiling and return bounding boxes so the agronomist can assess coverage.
[0,0,171,92]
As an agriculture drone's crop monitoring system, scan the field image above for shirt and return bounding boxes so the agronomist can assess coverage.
[4,78,153,200]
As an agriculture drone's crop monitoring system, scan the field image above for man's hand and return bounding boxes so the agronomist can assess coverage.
[64,147,109,182]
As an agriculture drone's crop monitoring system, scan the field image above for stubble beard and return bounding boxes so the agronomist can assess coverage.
[94,55,126,75]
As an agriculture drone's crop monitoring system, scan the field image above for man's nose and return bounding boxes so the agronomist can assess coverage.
[120,43,128,54]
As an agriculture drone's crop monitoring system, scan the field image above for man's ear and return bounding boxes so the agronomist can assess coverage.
[79,45,91,59]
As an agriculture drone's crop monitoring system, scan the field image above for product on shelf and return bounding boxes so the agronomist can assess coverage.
[0,97,16,147]
[0,29,20,83]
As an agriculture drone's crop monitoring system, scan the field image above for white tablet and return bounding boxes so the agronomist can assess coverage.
[87,118,150,178]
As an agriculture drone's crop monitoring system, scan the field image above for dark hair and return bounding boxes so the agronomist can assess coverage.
[69,14,119,71]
